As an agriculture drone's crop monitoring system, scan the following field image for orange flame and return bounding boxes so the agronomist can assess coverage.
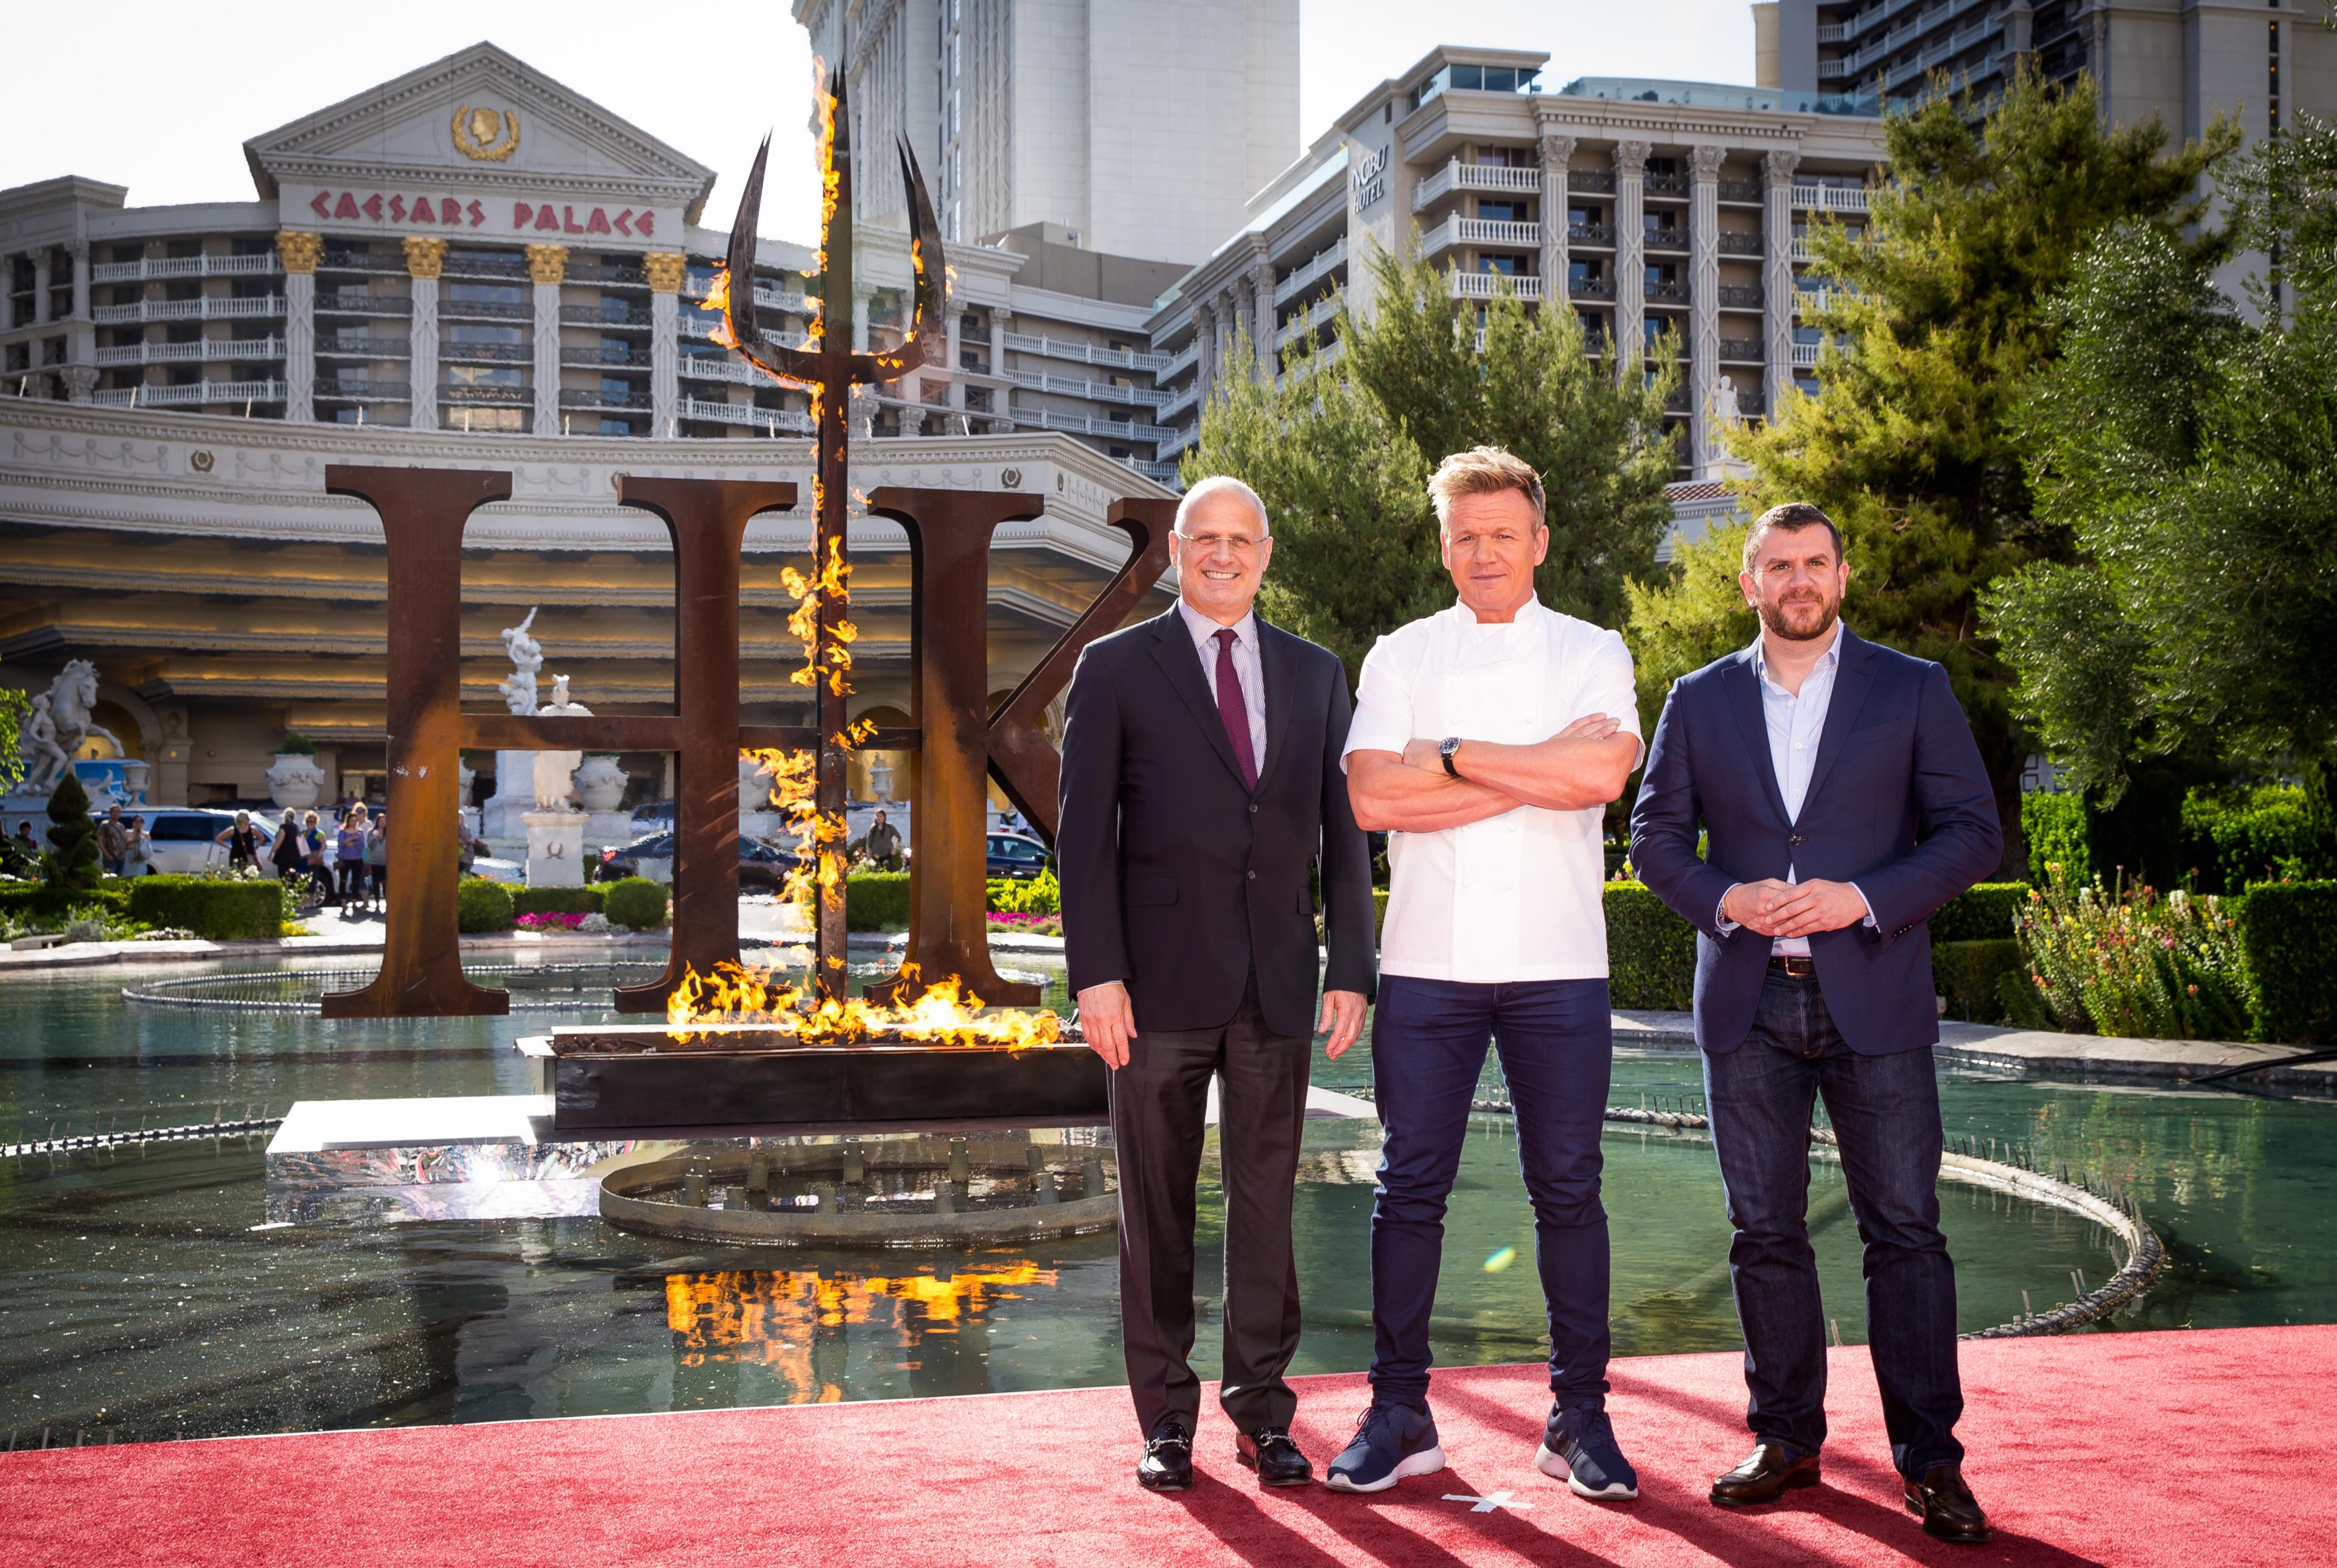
[665,960,1065,1050]
[702,267,738,350]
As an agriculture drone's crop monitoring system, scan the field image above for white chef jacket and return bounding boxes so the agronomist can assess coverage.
[1343,599,1642,983]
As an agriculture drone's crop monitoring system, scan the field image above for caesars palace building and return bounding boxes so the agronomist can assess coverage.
[29,5,2223,817]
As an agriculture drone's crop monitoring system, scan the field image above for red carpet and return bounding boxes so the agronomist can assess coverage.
[3,1326,2327,1567]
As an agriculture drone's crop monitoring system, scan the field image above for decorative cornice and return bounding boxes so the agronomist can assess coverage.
[1764,148,1803,184]
[403,236,447,279]
[1690,144,1728,179]
[1613,141,1654,175]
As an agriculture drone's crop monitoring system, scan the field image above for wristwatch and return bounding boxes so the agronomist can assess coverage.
[1438,736,1463,778]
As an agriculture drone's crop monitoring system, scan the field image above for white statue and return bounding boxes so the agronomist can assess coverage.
[1714,374,1742,428]
[498,608,543,716]
[15,661,121,796]
[534,671,590,810]
[1710,375,1753,480]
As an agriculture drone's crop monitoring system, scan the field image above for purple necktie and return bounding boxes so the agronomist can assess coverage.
[1213,627,1258,790]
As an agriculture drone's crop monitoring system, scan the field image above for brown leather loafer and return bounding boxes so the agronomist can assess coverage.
[1709,1442,1822,1505]
[1904,1463,1991,1544]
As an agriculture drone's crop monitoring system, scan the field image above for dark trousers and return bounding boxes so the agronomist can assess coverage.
[1702,967,1965,1478]
[1108,969,1310,1438]
[1368,975,1613,1409]
[337,860,365,901]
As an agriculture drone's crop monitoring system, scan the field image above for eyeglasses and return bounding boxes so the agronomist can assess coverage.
[1176,530,1263,556]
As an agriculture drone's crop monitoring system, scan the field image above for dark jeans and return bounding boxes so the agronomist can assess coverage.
[1702,967,1965,1478]
[1108,969,1310,1437]
[337,860,365,901]
[1369,975,1613,1410]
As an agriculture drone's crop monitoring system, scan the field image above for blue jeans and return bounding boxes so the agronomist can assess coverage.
[1368,975,1613,1409]
[1702,967,1965,1478]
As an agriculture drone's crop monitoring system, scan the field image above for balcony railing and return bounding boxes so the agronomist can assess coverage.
[677,350,788,388]
[1646,174,1689,198]
[1719,284,1764,309]
[1005,368,1172,409]
[1717,337,1763,362]
[1155,422,1198,460]
[95,336,285,366]
[559,386,654,410]
[1001,331,1170,373]
[91,295,284,324]
[562,303,652,329]
[683,278,816,316]
[442,297,531,322]
[1643,227,1689,254]
[1447,271,1544,302]
[1718,179,1763,203]
[1568,171,1618,195]
[442,340,531,364]
[1411,158,1543,212]
[677,394,813,436]
[1719,232,1762,257]
[1567,222,1616,247]
[1157,340,1200,383]
[1273,294,1340,351]
[565,260,648,288]
[1273,236,1347,305]
[1645,280,1690,305]
[317,379,412,402]
[315,337,408,360]
[1004,405,1155,442]
[1125,458,1182,485]
[1792,183,1871,214]
[441,253,529,281]
[318,251,403,274]
[1565,275,1618,302]
[91,377,285,408]
[442,382,531,405]
[1816,21,1845,42]
[1158,379,1200,423]
[1818,58,1848,80]
[91,253,279,284]
[562,344,655,368]
[1422,218,1543,257]
[316,291,411,316]
[679,315,811,351]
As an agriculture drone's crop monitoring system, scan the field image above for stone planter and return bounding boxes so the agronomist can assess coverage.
[574,755,629,813]
[266,752,327,812]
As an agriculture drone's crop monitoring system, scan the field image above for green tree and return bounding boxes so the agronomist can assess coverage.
[41,770,100,896]
[1186,245,1679,680]
[0,665,29,793]
[1985,116,2337,810]
[1627,64,2238,804]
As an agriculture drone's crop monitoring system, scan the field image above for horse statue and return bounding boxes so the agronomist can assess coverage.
[13,660,122,795]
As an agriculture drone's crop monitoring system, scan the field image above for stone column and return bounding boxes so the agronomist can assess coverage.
[68,240,89,320]
[58,364,97,402]
[1689,145,1725,475]
[32,248,52,326]
[1762,149,1801,417]
[943,292,965,409]
[65,240,94,376]
[853,292,871,354]
[404,237,445,431]
[1194,299,1216,397]
[276,231,321,423]
[989,307,1010,430]
[1613,142,1650,365]
[526,243,566,436]
[644,251,683,437]
[1251,257,1276,381]
[1538,133,1576,310]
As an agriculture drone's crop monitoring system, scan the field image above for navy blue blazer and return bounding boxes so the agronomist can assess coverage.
[1627,628,2002,1054]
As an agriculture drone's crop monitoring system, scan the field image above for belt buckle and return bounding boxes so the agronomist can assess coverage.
[1770,955,1815,978]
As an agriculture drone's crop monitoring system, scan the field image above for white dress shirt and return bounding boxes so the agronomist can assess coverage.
[1718,620,1874,955]
[1176,598,1267,775]
[1343,599,1642,984]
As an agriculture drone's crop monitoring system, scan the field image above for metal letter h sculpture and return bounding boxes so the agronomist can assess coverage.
[321,66,1173,1022]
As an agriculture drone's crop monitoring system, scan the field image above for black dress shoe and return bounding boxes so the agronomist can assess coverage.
[1137,1420,1194,1492]
[1904,1463,1991,1544]
[1236,1427,1313,1487]
[1709,1442,1822,1506]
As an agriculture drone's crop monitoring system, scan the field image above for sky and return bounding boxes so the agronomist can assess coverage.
[2,1,1756,239]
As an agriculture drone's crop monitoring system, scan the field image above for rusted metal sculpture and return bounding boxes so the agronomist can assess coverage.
[320,61,1175,1026]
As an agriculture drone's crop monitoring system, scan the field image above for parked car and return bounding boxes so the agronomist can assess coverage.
[595,831,794,891]
[987,832,1050,881]
[90,808,278,876]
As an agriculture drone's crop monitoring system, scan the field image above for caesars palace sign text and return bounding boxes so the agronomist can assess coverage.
[281,184,684,248]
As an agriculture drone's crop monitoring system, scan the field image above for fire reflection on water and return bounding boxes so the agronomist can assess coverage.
[665,1263,1058,1398]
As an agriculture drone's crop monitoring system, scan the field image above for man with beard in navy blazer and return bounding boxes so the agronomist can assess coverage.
[1057,475,1377,1495]
[1630,503,2001,1545]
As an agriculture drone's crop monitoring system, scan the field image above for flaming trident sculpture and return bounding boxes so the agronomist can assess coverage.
[710,69,946,1003]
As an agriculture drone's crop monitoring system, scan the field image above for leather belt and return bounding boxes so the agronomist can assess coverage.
[1768,955,1817,978]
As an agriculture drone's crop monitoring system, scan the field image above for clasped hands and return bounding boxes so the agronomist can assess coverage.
[1077,980,1367,1068]
[1722,878,1870,940]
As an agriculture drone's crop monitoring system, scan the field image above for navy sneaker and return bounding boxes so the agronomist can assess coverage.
[1325,1401,1447,1494]
[1535,1403,1640,1500]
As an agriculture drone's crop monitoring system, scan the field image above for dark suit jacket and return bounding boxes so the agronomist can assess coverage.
[1058,606,1377,1038]
[1628,627,2002,1054]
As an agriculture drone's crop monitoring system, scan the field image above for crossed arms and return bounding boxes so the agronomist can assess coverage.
[1347,715,1642,833]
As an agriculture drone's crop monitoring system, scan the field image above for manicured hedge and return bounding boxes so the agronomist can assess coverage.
[2021,792,2089,887]
[1605,882,1696,1010]
[124,876,288,941]
[2235,881,2337,1045]
[602,877,669,932]
[2181,784,2330,893]
[1932,938,2024,1025]
[513,885,604,918]
[0,880,133,922]
[1930,883,2029,942]
[457,878,515,933]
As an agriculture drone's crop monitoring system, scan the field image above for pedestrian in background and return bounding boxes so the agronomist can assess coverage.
[122,815,152,878]
[271,809,304,887]
[99,806,128,877]
[218,811,260,874]
[301,810,329,908]
[365,813,388,912]
[336,805,369,910]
